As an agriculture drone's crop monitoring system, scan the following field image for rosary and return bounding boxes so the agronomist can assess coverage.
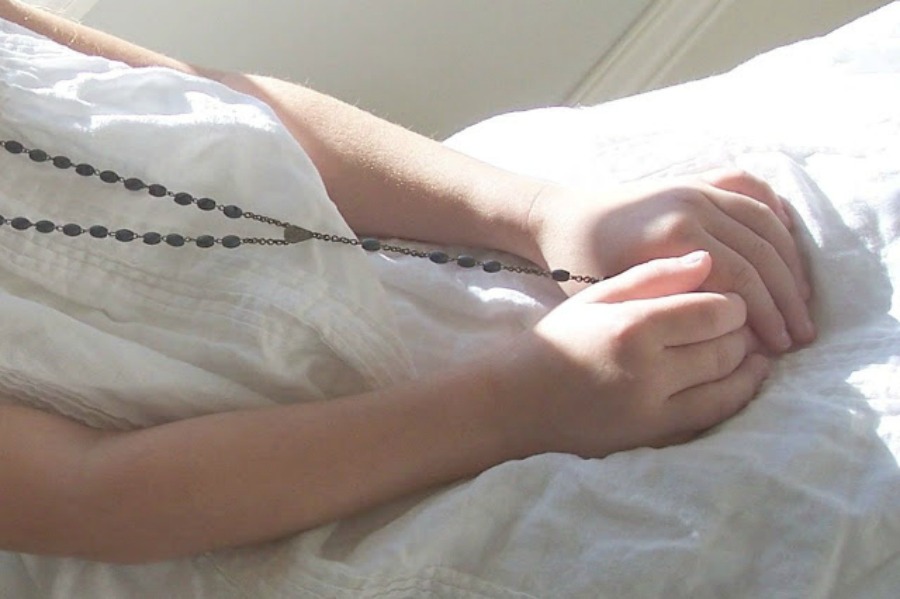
[0,139,600,284]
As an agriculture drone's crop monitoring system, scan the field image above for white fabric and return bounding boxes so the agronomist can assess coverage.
[1,2,899,597]
[0,24,415,431]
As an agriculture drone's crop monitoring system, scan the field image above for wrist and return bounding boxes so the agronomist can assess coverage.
[520,180,559,268]
[467,171,553,266]
[477,335,552,459]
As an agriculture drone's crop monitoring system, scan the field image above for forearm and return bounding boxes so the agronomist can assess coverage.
[0,0,545,262]
[217,74,546,260]
[2,366,516,564]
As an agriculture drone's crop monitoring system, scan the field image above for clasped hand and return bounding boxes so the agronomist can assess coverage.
[493,252,771,458]
[529,169,815,353]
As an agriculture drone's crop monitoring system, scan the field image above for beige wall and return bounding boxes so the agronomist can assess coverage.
[81,0,653,139]
[34,0,894,136]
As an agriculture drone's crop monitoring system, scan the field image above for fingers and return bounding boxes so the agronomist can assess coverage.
[701,168,791,229]
[637,291,747,347]
[665,326,757,392]
[666,353,771,434]
[576,251,712,305]
[710,217,815,350]
[699,170,815,347]
[701,237,796,352]
[707,188,812,302]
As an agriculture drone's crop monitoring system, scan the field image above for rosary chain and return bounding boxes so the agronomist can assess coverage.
[0,139,601,284]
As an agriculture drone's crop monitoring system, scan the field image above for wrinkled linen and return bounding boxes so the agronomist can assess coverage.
[1,3,899,598]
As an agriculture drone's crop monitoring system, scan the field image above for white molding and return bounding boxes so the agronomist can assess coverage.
[566,0,735,106]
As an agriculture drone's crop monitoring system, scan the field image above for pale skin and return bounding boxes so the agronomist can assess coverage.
[0,1,812,564]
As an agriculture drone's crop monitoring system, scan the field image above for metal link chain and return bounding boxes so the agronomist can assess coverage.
[0,139,601,284]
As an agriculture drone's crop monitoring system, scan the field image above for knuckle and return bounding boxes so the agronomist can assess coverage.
[745,193,776,217]
[670,186,711,215]
[606,316,652,365]
[746,235,778,264]
[713,335,745,376]
[719,168,761,188]
[607,317,644,353]
[697,300,726,334]
[742,197,784,231]
[726,259,761,293]
[728,168,757,184]
[659,210,702,244]
[725,293,749,325]
[705,168,779,205]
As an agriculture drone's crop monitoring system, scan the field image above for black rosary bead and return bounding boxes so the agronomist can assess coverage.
[482,260,502,273]
[35,220,55,233]
[28,149,49,162]
[52,156,72,169]
[223,205,243,219]
[123,178,146,191]
[456,255,476,268]
[142,232,162,245]
[196,198,217,211]
[115,229,136,242]
[361,238,382,252]
[222,235,241,248]
[89,225,109,238]
[173,192,194,206]
[196,235,215,248]
[99,170,120,183]
[428,251,449,264]
[551,269,571,282]
[0,216,5,225]
[3,140,24,154]
[75,163,96,176]
[62,224,83,236]
[148,184,167,197]
[165,234,185,247]
[11,217,32,230]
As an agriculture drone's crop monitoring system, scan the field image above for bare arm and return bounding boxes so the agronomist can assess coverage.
[0,366,511,564]
[0,0,544,262]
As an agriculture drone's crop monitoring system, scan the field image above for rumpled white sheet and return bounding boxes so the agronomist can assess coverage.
[1,2,899,598]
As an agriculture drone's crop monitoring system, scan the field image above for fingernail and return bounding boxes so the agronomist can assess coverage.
[776,328,792,351]
[801,313,817,341]
[680,250,707,264]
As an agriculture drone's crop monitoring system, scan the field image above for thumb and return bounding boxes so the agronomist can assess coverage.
[574,251,712,304]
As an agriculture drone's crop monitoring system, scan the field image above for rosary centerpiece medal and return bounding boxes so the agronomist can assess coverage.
[284,225,313,244]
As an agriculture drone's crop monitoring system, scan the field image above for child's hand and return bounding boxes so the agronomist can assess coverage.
[528,171,814,353]
[492,252,770,459]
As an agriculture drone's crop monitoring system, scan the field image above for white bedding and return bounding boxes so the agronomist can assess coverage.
[1,3,899,597]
